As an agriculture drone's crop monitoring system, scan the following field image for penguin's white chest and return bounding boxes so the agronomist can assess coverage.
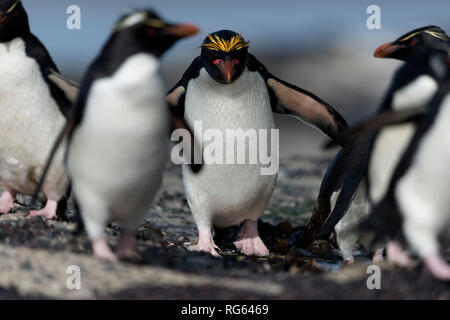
[68,53,169,220]
[0,38,66,196]
[369,124,416,202]
[397,95,450,221]
[183,68,277,228]
[396,94,450,257]
[369,75,438,203]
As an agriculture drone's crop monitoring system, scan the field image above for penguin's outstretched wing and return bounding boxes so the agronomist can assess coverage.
[325,107,426,148]
[167,57,204,173]
[247,54,348,143]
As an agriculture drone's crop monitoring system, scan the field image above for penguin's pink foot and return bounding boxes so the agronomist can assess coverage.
[189,229,221,258]
[234,220,269,257]
[372,249,384,263]
[116,231,139,259]
[424,253,450,281]
[0,190,16,214]
[93,238,117,262]
[386,241,416,267]
[29,199,58,220]
[345,257,355,264]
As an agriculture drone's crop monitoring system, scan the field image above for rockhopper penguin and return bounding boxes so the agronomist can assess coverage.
[0,0,79,219]
[354,47,450,280]
[303,26,449,263]
[36,10,200,261]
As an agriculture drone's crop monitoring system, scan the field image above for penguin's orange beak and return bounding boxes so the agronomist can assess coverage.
[374,41,402,58]
[217,56,235,84]
[165,23,199,38]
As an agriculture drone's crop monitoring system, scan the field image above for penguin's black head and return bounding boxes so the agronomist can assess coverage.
[201,30,249,84]
[112,10,199,57]
[374,26,449,61]
[0,0,29,42]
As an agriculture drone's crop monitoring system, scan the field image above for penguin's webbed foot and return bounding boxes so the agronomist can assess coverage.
[93,238,118,262]
[234,220,269,257]
[386,241,417,268]
[344,256,355,264]
[188,229,221,258]
[0,190,16,214]
[424,253,450,281]
[372,249,384,263]
[29,199,58,220]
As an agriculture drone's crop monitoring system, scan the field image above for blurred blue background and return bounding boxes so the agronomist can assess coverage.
[21,0,450,156]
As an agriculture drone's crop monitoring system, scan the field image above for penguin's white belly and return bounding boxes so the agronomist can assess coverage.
[68,53,169,224]
[396,95,450,256]
[369,124,416,203]
[183,69,276,228]
[370,74,438,202]
[0,38,67,197]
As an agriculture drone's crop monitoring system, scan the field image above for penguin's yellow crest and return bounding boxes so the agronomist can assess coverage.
[202,34,249,52]
[401,29,448,42]
[5,0,19,14]
[423,30,449,41]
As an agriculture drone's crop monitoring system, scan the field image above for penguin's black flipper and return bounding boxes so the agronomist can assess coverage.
[32,79,91,201]
[167,57,203,173]
[169,109,203,173]
[299,135,372,245]
[325,107,426,148]
[299,146,347,245]
[246,54,348,144]
[167,57,202,116]
[359,193,403,242]
[316,135,373,238]
[24,34,76,119]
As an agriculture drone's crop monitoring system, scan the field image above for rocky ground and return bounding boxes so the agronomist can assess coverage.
[0,154,449,300]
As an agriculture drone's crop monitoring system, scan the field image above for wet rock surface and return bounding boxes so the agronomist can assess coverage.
[0,158,448,299]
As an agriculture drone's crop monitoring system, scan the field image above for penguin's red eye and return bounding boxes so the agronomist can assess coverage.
[147,29,156,37]
[232,59,239,65]
[213,59,223,66]
[411,39,417,46]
